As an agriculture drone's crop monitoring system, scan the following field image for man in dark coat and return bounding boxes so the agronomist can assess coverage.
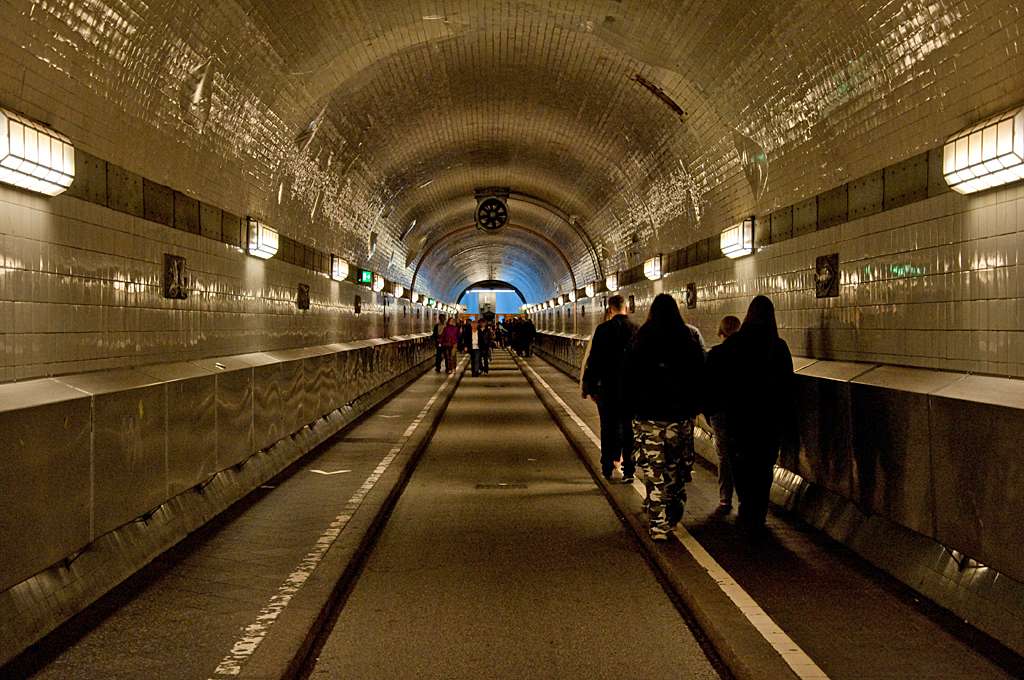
[581,295,639,481]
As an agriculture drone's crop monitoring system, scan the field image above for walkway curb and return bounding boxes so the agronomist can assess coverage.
[515,354,800,680]
[236,360,468,680]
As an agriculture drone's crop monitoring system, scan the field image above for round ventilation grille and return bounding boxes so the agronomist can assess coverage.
[475,196,509,234]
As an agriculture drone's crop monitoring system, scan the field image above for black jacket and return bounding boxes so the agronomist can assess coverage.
[581,314,638,400]
[623,323,705,422]
[709,326,795,450]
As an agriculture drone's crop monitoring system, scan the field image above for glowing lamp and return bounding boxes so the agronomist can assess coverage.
[944,106,1024,194]
[606,273,619,292]
[330,255,349,281]
[394,285,404,298]
[644,255,662,281]
[0,108,75,196]
[721,218,754,259]
[372,274,384,292]
[246,218,279,259]
[585,283,595,298]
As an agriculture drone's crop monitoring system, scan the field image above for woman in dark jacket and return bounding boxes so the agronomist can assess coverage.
[623,293,705,540]
[715,295,795,532]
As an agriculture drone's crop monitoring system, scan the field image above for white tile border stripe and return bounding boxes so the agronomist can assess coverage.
[521,360,831,680]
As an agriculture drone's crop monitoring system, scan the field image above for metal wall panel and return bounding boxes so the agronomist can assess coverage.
[791,361,874,498]
[792,197,818,237]
[883,153,929,211]
[143,179,174,227]
[848,169,884,221]
[63,372,168,538]
[850,365,965,537]
[928,376,1024,582]
[221,212,244,248]
[251,361,283,452]
[0,383,92,592]
[317,347,340,416]
[927,147,950,198]
[65,149,107,206]
[174,192,201,235]
[817,184,848,230]
[278,359,305,435]
[770,206,793,243]
[191,357,255,469]
[200,202,223,241]
[105,164,144,217]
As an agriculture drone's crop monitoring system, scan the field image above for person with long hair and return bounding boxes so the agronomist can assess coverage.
[703,315,742,509]
[714,295,795,533]
[623,293,705,540]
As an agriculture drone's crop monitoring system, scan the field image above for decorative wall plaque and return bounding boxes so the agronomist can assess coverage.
[815,253,840,298]
[163,254,188,299]
[685,283,697,309]
[297,283,310,309]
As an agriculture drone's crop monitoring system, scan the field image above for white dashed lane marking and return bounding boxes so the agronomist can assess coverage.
[207,368,458,679]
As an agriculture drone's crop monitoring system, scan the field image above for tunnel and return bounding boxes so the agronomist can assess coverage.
[2,0,1024,677]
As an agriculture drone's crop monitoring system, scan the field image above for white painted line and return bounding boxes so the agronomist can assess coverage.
[207,368,458,679]
[310,469,352,475]
[521,360,831,680]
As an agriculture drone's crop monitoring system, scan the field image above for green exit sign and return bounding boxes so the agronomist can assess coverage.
[358,269,372,284]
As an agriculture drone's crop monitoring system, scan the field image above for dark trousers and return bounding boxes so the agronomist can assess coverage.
[597,396,635,478]
[470,349,482,376]
[731,442,779,528]
[435,344,444,372]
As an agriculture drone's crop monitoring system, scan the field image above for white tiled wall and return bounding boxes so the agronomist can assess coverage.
[538,180,1024,377]
[0,186,436,383]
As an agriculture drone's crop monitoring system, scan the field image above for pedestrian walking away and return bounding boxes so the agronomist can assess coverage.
[623,293,705,540]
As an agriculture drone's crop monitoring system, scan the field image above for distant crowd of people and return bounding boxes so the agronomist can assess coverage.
[581,293,796,540]
[430,314,536,377]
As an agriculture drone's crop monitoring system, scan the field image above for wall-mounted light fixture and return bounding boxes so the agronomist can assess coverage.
[567,291,577,302]
[330,254,349,281]
[585,283,595,298]
[944,106,1024,194]
[644,255,662,281]
[246,218,279,259]
[372,273,385,292]
[721,217,755,259]
[412,291,420,303]
[394,285,404,298]
[0,108,75,196]
[606,272,619,292]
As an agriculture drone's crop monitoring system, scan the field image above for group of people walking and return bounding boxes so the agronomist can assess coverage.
[431,314,498,377]
[581,293,795,540]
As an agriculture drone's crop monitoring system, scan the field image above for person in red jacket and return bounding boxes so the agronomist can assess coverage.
[438,317,460,374]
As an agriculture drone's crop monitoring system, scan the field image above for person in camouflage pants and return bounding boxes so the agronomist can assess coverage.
[633,419,695,539]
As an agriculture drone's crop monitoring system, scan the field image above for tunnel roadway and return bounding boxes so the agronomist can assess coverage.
[6,351,1022,680]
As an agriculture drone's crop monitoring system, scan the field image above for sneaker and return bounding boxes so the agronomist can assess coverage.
[650,532,669,541]
[719,499,732,507]
[621,475,634,484]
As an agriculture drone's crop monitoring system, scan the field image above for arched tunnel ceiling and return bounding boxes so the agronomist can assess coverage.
[6,0,993,303]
